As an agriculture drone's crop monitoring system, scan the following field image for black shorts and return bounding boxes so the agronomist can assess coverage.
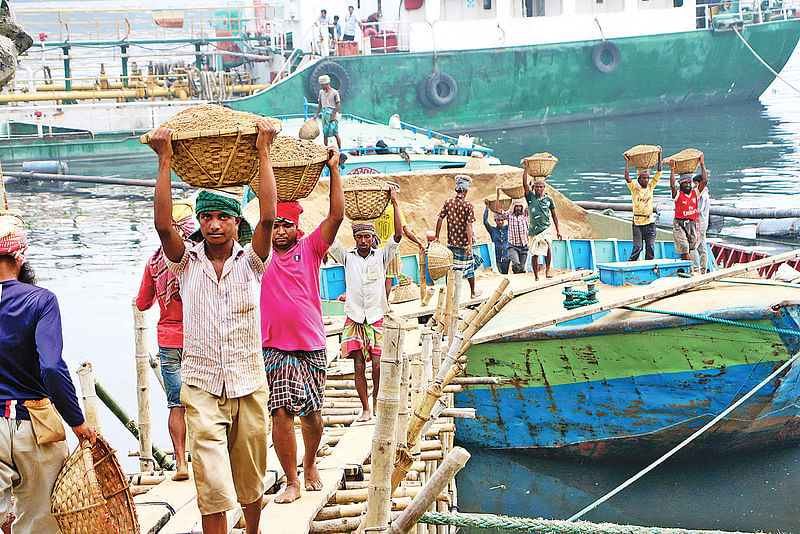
[342,34,355,41]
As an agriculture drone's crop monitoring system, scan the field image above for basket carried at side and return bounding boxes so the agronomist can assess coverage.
[665,148,703,175]
[51,436,139,534]
[522,152,558,178]
[623,144,661,172]
[390,276,418,304]
[299,118,320,140]
[342,175,391,220]
[140,104,283,189]
[250,137,329,202]
[486,197,512,213]
[426,241,454,281]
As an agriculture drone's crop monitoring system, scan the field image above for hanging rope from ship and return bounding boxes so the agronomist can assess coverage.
[732,26,800,96]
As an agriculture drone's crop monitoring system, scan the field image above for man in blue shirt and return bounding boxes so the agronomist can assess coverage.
[482,200,510,274]
[0,216,95,533]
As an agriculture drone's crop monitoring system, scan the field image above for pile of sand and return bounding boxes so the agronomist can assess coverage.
[296,165,597,253]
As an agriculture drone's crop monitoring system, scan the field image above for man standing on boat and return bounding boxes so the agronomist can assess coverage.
[623,147,662,261]
[150,119,277,534]
[375,181,426,298]
[260,151,344,504]
[0,211,96,534]
[506,199,529,274]
[135,200,197,482]
[314,75,342,150]
[483,198,510,275]
[669,154,707,264]
[522,166,562,280]
[342,6,362,41]
[435,175,481,299]
[691,173,711,273]
[329,203,402,421]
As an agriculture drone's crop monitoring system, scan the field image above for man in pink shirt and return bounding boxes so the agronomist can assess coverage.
[261,149,344,504]
[135,201,197,481]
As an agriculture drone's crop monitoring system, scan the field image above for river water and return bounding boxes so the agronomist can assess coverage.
[4,16,800,532]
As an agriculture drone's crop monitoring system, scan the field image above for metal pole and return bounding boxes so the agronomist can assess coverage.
[133,300,153,471]
[61,45,72,91]
[76,361,101,431]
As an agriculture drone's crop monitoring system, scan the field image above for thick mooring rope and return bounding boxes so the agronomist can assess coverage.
[732,26,800,96]
[562,274,600,309]
[622,306,800,338]
[418,512,760,534]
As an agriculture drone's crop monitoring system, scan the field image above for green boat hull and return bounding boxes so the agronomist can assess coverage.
[229,20,800,132]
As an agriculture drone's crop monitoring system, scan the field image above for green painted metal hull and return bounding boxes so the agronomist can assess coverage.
[0,132,145,163]
[229,21,800,132]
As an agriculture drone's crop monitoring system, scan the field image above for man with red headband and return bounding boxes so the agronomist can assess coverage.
[261,148,344,504]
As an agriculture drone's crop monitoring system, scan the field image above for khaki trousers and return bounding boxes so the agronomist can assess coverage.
[0,418,68,534]
[181,382,268,515]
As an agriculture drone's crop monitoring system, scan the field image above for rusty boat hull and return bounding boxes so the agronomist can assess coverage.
[455,298,800,461]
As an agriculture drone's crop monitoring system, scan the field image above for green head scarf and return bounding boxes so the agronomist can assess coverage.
[192,190,253,245]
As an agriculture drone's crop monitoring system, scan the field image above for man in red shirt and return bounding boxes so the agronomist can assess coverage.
[669,154,707,263]
[136,200,197,481]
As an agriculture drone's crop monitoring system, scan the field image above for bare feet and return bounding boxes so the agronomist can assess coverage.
[172,464,189,481]
[303,463,323,491]
[274,481,302,504]
[355,409,372,422]
[545,272,553,279]
[471,289,483,299]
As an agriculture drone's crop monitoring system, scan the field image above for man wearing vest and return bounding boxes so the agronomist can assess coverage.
[669,153,707,264]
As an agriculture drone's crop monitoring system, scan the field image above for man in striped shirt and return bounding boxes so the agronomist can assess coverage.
[506,199,529,274]
[149,118,277,534]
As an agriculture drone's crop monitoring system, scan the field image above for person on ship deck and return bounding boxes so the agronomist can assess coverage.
[669,153,707,266]
[623,147,663,261]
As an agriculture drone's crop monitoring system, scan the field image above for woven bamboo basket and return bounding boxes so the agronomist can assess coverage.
[623,145,661,172]
[500,178,526,200]
[140,119,283,189]
[390,277,418,304]
[522,152,558,177]
[250,153,329,202]
[342,176,391,220]
[486,197,512,213]
[666,148,703,175]
[299,118,320,140]
[426,241,454,281]
[51,436,139,534]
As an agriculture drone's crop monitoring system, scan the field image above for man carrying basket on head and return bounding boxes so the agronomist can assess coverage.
[329,189,403,422]
[0,208,96,534]
[522,164,562,280]
[149,118,278,534]
[623,147,662,261]
[669,153,707,265]
[260,149,344,504]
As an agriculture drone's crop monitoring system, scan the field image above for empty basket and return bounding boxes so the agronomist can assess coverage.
[343,176,391,220]
[390,277,418,304]
[51,436,139,534]
[623,145,661,172]
[666,148,703,175]
[426,242,454,281]
[522,152,558,177]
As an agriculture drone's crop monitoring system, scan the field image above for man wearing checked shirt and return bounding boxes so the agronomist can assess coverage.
[149,119,277,534]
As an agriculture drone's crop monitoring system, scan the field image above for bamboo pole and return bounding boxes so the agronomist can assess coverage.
[396,352,411,446]
[428,286,447,329]
[317,497,413,521]
[94,378,173,469]
[76,361,101,431]
[132,300,153,471]
[441,274,455,338]
[430,332,442,381]
[311,512,402,534]
[361,315,406,531]
[447,270,463,349]
[418,249,427,303]
[386,448,471,534]
[457,291,514,358]
[332,486,449,505]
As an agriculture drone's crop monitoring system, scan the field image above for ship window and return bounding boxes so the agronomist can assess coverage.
[522,0,561,16]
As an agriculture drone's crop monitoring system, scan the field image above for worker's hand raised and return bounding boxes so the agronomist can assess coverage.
[326,146,340,169]
[699,153,705,164]
[150,128,174,160]
[72,421,97,446]
[256,119,278,153]
[483,198,490,206]
[667,158,677,169]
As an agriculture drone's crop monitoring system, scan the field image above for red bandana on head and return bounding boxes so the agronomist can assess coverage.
[276,201,305,238]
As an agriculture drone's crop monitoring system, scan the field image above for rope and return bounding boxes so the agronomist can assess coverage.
[562,275,600,309]
[732,26,800,95]
[622,306,800,338]
[418,512,757,533]
[567,349,800,522]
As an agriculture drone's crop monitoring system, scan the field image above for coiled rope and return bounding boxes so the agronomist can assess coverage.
[562,274,600,309]
[419,511,758,533]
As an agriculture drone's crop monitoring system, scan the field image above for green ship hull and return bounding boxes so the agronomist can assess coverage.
[229,20,800,132]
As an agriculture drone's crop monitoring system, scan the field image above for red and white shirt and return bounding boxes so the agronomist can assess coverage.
[673,189,698,220]
[167,241,270,398]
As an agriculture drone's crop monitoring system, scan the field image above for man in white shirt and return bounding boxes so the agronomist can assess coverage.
[691,174,711,273]
[342,6,361,41]
[329,188,401,421]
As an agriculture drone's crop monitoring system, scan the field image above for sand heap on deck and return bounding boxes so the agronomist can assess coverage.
[297,165,597,253]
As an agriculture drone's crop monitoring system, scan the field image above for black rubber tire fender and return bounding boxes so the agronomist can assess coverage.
[307,61,351,99]
[591,41,621,74]
[417,73,436,108]
[425,72,458,107]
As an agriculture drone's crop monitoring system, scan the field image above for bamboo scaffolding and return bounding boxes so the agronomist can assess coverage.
[332,487,449,505]
[396,352,411,447]
[311,512,402,534]
[441,275,455,337]
[132,300,153,471]
[76,361,101,431]
[418,249,427,303]
[317,497,413,521]
[447,271,463,349]
[362,315,405,531]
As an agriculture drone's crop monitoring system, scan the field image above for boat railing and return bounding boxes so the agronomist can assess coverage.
[695,0,796,29]
[346,146,493,157]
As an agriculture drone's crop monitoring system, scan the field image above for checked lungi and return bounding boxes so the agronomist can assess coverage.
[447,245,475,279]
[263,347,327,416]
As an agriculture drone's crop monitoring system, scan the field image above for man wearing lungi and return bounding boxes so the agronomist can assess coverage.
[260,149,344,503]
[151,118,277,534]
[522,166,562,280]
[329,189,402,421]
[313,75,342,149]
[434,175,481,298]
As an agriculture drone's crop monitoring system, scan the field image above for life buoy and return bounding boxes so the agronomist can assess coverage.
[308,61,351,99]
[424,72,457,107]
[591,41,620,74]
